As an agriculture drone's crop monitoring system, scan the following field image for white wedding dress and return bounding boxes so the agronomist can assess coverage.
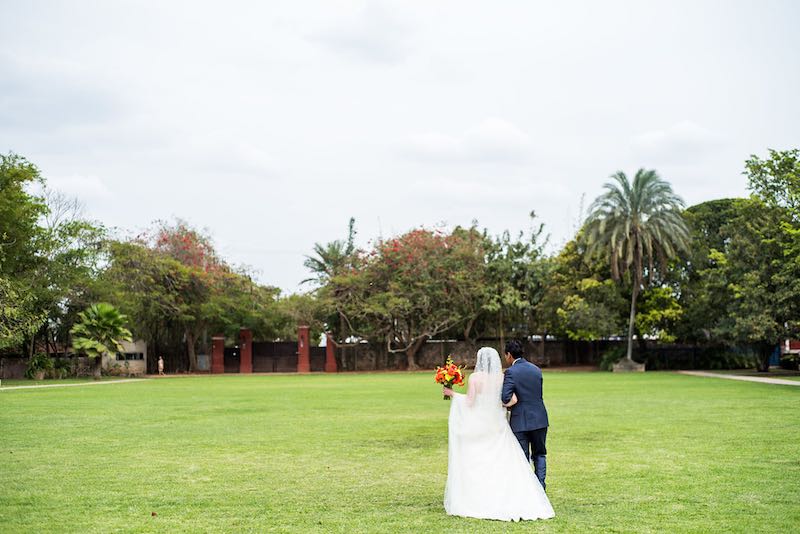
[444,347,554,521]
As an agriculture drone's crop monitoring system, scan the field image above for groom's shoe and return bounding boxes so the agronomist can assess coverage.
[533,456,547,491]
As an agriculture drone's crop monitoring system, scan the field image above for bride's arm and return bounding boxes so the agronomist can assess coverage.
[443,374,480,406]
[465,374,480,407]
[503,393,518,407]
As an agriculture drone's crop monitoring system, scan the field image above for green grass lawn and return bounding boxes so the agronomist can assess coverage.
[715,369,800,381]
[1,372,798,533]
[0,377,138,387]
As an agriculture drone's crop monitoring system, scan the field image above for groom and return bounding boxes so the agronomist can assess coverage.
[501,340,549,491]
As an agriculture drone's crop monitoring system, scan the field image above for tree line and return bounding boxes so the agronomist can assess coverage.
[1,149,798,373]
[0,153,307,372]
[304,149,800,371]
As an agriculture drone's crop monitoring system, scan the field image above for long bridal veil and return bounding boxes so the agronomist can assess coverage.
[470,347,504,411]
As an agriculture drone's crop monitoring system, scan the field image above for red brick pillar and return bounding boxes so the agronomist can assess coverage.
[211,335,225,374]
[239,328,253,373]
[297,325,310,373]
[325,333,338,373]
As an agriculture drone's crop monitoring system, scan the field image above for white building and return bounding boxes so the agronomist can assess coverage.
[101,340,147,376]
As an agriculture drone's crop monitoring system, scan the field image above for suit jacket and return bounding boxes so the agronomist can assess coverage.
[501,358,549,432]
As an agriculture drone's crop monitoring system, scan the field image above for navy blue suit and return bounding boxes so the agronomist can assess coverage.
[501,358,549,490]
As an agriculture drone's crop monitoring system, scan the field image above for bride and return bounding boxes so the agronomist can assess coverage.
[443,347,554,521]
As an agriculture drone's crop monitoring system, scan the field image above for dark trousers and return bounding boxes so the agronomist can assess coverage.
[513,427,547,490]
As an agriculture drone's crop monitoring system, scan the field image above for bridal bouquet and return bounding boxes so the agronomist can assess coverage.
[434,356,465,400]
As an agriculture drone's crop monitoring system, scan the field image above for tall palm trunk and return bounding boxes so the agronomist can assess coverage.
[93,355,103,379]
[626,283,639,362]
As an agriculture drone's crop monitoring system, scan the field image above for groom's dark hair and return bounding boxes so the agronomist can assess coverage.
[505,340,525,360]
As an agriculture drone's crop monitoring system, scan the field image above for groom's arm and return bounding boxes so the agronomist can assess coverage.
[501,368,515,405]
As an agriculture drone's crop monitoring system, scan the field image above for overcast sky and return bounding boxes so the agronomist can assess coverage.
[2,1,799,292]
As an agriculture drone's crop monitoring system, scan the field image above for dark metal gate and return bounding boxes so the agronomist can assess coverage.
[224,347,240,373]
[253,341,297,372]
[249,342,327,372]
[310,347,325,372]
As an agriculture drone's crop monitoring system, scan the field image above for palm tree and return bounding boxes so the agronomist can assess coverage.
[302,218,358,369]
[584,169,690,366]
[70,303,133,378]
[302,217,356,285]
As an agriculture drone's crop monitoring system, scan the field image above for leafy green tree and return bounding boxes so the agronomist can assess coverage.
[273,292,328,342]
[149,220,229,370]
[635,286,682,342]
[101,230,288,371]
[739,148,800,370]
[33,189,106,356]
[0,154,48,352]
[713,199,795,370]
[0,153,47,278]
[557,278,626,341]
[0,154,105,357]
[673,199,742,342]
[584,169,690,365]
[334,227,487,369]
[98,240,193,368]
[70,303,133,378]
[482,214,548,345]
[745,148,800,216]
[0,277,45,350]
[675,194,798,371]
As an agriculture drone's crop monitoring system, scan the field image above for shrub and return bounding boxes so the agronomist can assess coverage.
[599,346,626,371]
[25,353,54,379]
[50,357,73,379]
[780,353,799,371]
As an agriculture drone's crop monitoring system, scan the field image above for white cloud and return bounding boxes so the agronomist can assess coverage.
[630,121,724,165]
[185,139,278,178]
[1,1,798,292]
[309,2,413,64]
[46,174,114,202]
[404,118,533,164]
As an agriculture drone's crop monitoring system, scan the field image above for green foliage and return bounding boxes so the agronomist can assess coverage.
[330,227,489,368]
[70,303,133,360]
[599,345,626,371]
[302,217,357,286]
[24,352,54,379]
[639,347,760,371]
[556,278,625,340]
[712,201,795,346]
[99,224,291,370]
[673,199,740,342]
[745,148,800,216]
[0,154,49,350]
[740,148,800,367]
[0,152,47,276]
[51,357,72,379]
[0,277,46,350]
[0,154,106,356]
[673,194,797,373]
[584,169,690,284]
[636,286,682,342]
[273,292,327,341]
[584,169,690,361]
[780,352,799,371]
[481,214,549,340]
